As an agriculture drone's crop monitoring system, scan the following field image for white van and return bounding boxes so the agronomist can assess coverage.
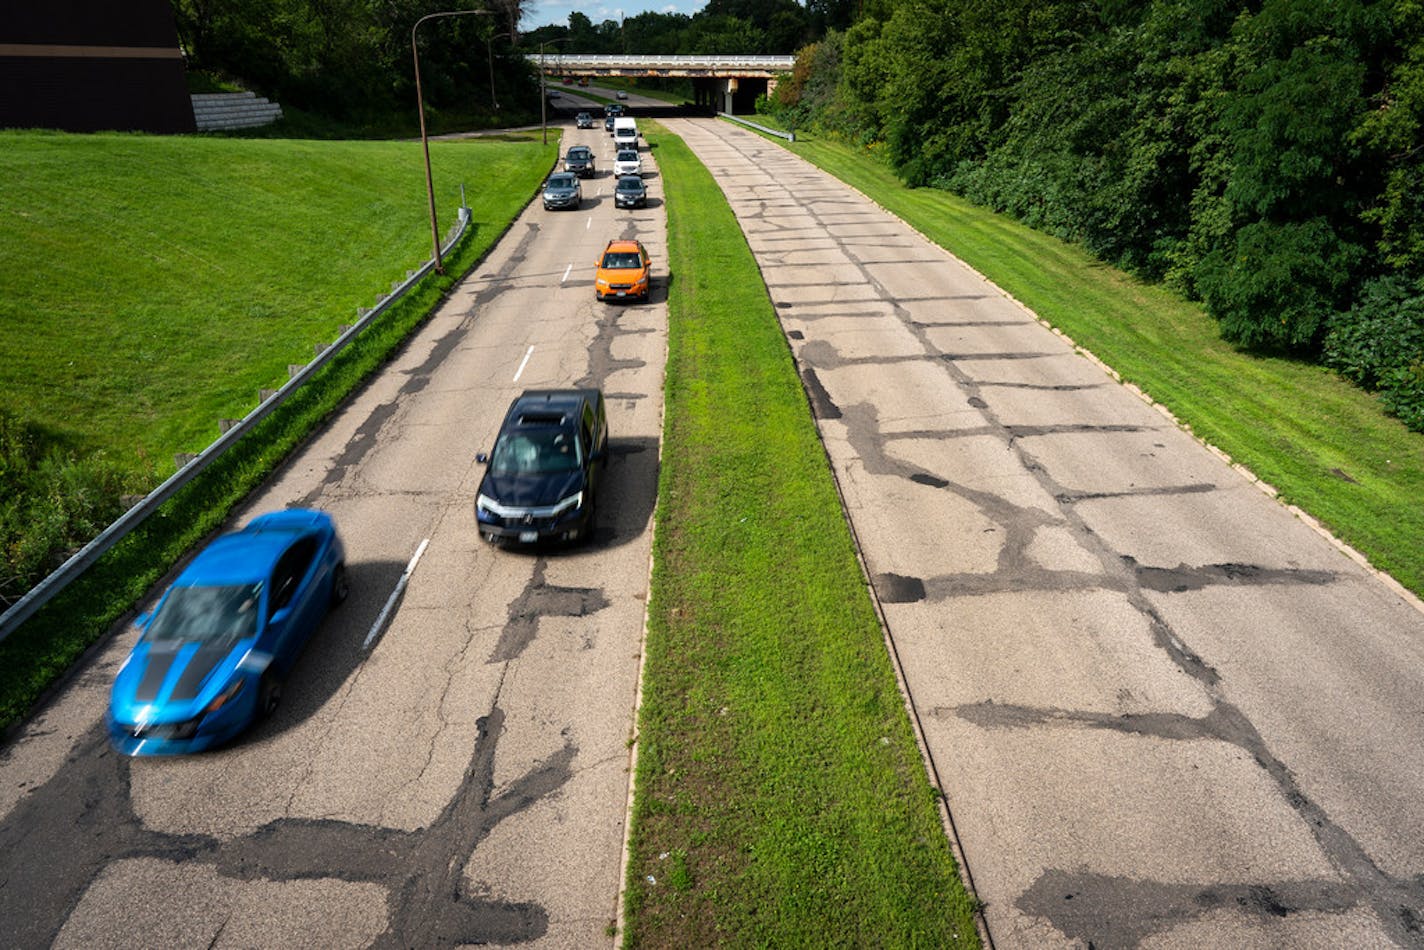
[613,116,638,148]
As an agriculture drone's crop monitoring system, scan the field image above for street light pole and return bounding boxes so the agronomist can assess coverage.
[412,9,491,275]
[536,38,571,147]
[486,31,511,111]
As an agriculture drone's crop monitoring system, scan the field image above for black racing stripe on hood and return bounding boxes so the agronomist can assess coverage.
[135,649,178,702]
[170,646,231,702]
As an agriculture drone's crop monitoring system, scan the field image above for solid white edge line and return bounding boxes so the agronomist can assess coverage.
[363,537,429,650]
[513,345,535,383]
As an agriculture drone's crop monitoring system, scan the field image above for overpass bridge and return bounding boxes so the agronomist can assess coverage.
[527,54,794,114]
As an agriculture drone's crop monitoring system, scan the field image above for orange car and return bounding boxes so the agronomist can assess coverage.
[594,239,652,302]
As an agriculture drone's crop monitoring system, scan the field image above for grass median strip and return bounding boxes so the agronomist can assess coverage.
[755,128,1424,599]
[622,128,980,946]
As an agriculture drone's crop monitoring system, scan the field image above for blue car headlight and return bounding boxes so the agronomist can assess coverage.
[204,678,246,715]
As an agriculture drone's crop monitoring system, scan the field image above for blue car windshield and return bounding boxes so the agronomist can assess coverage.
[490,428,582,475]
[146,583,262,645]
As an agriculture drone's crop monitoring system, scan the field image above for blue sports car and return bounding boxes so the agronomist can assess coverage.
[108,508,348,756]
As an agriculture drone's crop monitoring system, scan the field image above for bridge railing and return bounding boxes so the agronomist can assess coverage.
[530,54,794,71]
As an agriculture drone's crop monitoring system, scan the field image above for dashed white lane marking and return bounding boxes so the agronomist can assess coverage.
[562,262,573,282]
[364,538,430,650]
[514,344,535,382]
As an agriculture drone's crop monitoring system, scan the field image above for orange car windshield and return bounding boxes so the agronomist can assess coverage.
[602,252,642,269]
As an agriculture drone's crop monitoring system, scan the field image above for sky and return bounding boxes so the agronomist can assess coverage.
[522,1,708,30]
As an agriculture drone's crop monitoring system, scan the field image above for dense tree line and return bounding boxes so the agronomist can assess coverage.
[171,0,849,126]
[769,0,1424,431]
[522,0,855,55]
[172,0,534,124]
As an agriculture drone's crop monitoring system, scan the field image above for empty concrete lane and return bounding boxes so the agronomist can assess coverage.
[0,124,666,948]
[665,116,1424,947]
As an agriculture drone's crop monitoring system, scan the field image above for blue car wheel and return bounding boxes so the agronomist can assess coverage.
[331,563,349,606]
[259,672,283,719]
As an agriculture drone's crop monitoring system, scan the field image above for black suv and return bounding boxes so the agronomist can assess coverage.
[564,145,596,178]
[614,175,647,208]
[475,390,608,544]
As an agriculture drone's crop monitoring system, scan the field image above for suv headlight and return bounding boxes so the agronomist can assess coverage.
[551,491,583,517]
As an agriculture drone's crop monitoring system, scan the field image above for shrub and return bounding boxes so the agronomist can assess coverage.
[1193,217,1364,351]
[1325,277,1424,431]
[0,412,144,607]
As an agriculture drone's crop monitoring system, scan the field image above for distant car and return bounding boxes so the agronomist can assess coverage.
[564,145,596,178]
[107,509,348,756]
[595,238,652,302]
[604,115,616,133]
[616,90,629,100]
[604,102,624,117]
[575,111,594,129]
[475,389,609,545]
[614,148,642,177]
[614,175,647,209]
[542,172,582,210]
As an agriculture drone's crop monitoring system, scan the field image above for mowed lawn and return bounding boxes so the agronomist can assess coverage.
[0,131,553,474]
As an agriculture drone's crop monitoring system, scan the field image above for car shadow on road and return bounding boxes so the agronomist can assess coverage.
[488,434,660,560]
[245,556,406,739]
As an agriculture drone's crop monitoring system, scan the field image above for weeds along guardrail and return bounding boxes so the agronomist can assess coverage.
[0,202,472,646]
[719,113,795,142]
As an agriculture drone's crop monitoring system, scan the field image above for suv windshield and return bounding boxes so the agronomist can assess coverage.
[547,175,576,189]
[146,583,262,645]
[602,251,643,269]
[617,179,642,191]
[568,147,591,159]
[490,427,583,475]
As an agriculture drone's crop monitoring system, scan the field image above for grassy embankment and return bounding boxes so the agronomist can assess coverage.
[752,125,1424,599]
[0,131,555,731]
[622,127,981,946]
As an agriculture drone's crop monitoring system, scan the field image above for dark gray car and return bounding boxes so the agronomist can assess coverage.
[542,172,582,210]
[564,145,596,178]
[614,175,647,208]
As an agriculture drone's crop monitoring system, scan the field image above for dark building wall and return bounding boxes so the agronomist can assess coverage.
[1,0,195,133]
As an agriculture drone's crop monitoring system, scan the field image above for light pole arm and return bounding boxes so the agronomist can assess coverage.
[412,9,492,274]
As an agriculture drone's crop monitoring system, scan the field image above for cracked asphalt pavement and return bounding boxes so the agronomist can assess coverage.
[665,117,1424,948]
[0,122,666,947]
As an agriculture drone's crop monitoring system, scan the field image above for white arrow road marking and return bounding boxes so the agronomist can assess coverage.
[364,538,429,650]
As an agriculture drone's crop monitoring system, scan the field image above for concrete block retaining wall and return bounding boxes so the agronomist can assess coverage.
[190,91,283,131]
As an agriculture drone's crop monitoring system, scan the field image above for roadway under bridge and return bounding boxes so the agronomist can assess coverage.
[528,54,794,115]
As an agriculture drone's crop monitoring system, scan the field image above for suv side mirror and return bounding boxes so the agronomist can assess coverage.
[476,452,489,464]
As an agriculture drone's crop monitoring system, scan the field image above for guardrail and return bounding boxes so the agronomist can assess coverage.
[720,113,795,142]
[0,201,472,645]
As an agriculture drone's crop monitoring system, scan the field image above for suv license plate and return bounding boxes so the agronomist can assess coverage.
[519,530,538,543]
